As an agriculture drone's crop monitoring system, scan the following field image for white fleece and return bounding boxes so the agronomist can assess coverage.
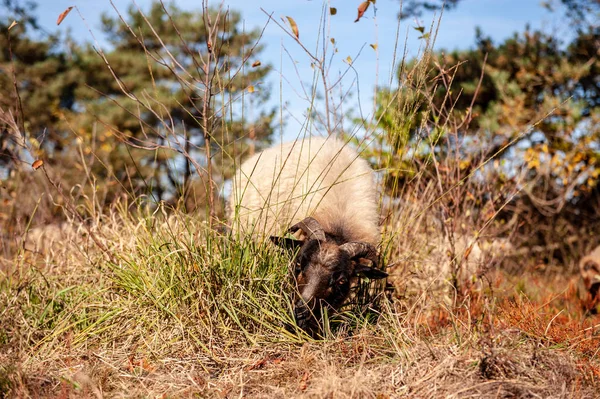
[229,136,380,244]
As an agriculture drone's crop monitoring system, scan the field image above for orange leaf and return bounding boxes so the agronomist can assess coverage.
[464,243,473,260]
[355,1,370,23]
[32,160,43,170]
[57,6,73,26]
[252,60,261,67]
[245,358,267,371]
[299,371,310,392]
[140,358,155,372]
[286,16,299,39]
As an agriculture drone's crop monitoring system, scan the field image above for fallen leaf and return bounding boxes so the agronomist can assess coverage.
[464,243,473,260]
[218,386,232,398]
[57,7,73,26]
[286,16,299,39]
[127,354,135,372]
[355,1,370,23]
[252,60,261,67]
[32,160,43,170]
[140,357,155,372]
[245,358,267,371]
[299,371,310,392]
[8,20,18,31]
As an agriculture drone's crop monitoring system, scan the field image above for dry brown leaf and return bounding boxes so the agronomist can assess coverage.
[127,353,136,372]
[140,357,155,372]
[355,1,370,23]
[252,60,261,67]
[32,159,43,170]
[464,243,474,260]
[245,358,267,371]
[299,371,310,392]
[57,7,73,26]
[330,7,337,15]
[8,20,18,31]
[286,16,299,39]
[218,386,232,398]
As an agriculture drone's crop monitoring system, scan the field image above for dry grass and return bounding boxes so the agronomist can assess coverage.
[3,311,599,398]
[1,203,599,399]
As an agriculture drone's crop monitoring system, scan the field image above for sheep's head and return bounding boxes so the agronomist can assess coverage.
[272,217,387,335]
[580,256,600,303]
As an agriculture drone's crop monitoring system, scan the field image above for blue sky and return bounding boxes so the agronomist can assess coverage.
[31,0,569,141]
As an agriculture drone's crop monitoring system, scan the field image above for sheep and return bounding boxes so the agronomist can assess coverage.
[229,136,388,334]
[579,245,600,304]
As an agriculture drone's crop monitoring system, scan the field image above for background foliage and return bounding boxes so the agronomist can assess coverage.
[0,0,599,267]
[1,0,274,234]
[371,5,599,263]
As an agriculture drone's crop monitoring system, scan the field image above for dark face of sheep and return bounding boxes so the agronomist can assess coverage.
[272,217,388,335]
[580,258,600,303]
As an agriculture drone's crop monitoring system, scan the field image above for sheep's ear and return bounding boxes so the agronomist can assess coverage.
[353,262,388,280]
[270,236,305,251]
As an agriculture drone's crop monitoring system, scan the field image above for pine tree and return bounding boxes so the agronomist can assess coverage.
[0,1,274,233]
[71,1,274,211]
[0,11,80,171]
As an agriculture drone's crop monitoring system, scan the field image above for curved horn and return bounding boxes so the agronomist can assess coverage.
[340,242,387,279]
[288,217,326,242]
[339,242,378,263]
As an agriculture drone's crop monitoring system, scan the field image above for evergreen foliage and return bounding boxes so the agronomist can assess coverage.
[0,1,274,227]
[372,24,599,254]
